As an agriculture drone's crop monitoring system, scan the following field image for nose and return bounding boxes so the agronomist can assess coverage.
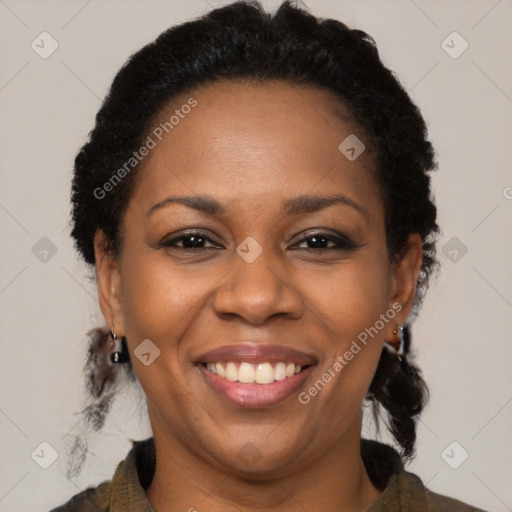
[212,248,304,325]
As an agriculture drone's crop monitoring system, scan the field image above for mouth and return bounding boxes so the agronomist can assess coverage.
[195,344,317,408]
[200,360,310,384]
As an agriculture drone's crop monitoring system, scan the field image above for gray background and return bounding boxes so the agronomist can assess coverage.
[0,0,511,510]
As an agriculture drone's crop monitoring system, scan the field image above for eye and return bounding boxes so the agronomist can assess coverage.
[159,231,221,250]
[293,231,360,251]
[157,230,361,252]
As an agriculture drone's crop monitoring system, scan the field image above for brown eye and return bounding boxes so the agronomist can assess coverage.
[160,231,220,250]
[293,232,360,251]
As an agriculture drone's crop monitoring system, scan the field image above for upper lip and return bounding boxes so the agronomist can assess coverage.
[195,344,317,366]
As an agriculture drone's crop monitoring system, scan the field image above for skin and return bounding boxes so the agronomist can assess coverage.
[94,80,423,512]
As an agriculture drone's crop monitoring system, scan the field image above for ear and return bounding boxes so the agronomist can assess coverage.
[94,229,125,336]
[387,233,423,323]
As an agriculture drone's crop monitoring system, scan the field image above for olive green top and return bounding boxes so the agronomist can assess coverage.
[50,437,488,511]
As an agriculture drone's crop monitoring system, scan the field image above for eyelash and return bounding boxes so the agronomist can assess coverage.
[158,230,360,252]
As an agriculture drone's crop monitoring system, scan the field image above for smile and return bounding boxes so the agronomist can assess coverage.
[202,361,306,384]
[195,344,317,407]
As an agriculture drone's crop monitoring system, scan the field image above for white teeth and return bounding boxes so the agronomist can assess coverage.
[274,362,287,381]
[239,362,255,383]
[225,362,238,381]
[255,362,274,384]
[204,361,306,384]
[215,362,225,377]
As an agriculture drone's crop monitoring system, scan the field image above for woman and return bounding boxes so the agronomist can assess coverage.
[51,1,488,510]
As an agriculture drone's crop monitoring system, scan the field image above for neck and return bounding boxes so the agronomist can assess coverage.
[146,416,382,512]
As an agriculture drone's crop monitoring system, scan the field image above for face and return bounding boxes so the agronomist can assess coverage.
[95,80,422,477]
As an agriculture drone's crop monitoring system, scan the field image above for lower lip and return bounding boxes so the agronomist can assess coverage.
[198,364,315,408]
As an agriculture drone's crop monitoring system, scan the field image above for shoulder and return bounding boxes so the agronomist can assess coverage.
[48,481,110,511]
[49,437,156,512]
[361,439,490,512]
[394,471,490,511]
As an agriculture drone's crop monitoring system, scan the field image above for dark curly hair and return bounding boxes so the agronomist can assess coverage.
[68,0,439,475]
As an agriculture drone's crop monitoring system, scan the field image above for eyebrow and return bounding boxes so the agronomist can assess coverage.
[146,193,369,220]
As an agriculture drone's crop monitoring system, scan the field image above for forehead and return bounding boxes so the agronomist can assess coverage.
[129,80,381,220]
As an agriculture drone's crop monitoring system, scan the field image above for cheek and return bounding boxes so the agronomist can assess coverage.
[297,252,390,410]
[302,253,391,340]
[119,251,214,343]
